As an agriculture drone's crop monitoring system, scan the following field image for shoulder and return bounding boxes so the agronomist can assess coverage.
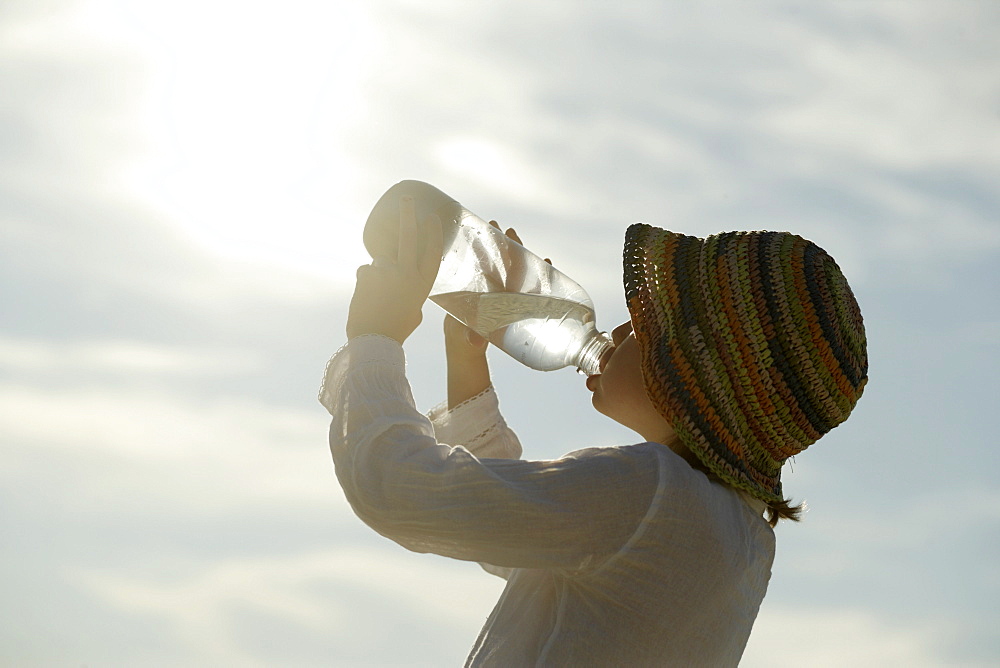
[553,442,763,523]
[538,444,665,508]
[558,442,702,480]
[563,442,703,484]
[559,442,665,475]
[612,443,769,527]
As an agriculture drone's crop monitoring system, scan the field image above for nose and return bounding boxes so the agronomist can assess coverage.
[611,320,633,346]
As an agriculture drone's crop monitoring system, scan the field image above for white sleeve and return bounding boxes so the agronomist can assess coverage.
[318,335,659,572]
[426,387,522,460]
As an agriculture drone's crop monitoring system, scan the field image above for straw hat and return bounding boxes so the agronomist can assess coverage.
[623,224,868,503]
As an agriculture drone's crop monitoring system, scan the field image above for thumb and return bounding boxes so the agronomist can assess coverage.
[466,329,487,348]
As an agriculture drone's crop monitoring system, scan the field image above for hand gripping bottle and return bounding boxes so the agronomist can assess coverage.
[364,180,613,375]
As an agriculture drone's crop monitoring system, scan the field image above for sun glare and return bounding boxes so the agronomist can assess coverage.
[81,1,383,283]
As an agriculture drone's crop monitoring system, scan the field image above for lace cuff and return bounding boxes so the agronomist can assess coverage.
[318,335,404,415]
[427,386,522,460]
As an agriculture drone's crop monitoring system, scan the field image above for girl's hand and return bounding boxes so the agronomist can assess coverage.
[346,196,443,344]
[443,223,551,409]
[442,222,537,358]
[444,313,488,358]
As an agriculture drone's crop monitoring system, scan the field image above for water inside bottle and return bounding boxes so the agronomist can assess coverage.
[431,291,597,371]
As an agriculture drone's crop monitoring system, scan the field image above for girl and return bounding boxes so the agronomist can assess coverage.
[319,196,867,666]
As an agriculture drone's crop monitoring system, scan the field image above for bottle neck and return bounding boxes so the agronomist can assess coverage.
[575,330,614,376]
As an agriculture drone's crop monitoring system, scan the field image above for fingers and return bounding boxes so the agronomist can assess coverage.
[397,196,418,269]
[488,221,552,266]
[498,224,549,264]
[488,220,522,245]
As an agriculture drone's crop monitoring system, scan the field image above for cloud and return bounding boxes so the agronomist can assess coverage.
[0,0,370,292]
[75,546,503,666]
[815,485,1000,553]
[346,0,1000,297]
[2,1,999,665]
[0,336,260,378]
[0,2,148,195]
[0,382,333,516]
[773,3,1000,167]
[743,604,951,668]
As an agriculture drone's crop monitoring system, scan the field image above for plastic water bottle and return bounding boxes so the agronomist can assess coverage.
[363,180,613,375]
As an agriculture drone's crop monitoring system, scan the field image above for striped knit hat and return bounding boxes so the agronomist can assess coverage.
[623,224,868,504]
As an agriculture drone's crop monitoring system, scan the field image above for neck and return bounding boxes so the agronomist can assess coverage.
[670,441,707,471]
[647,429,706,472]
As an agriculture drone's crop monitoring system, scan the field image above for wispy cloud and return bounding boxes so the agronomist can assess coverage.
[0,337,260,377]
[2,0,998,665]
[744,603,953,667]
[1,384,329,507]
[76,547,503,665]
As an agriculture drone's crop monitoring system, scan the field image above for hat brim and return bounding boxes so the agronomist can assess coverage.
[623,224,787,503]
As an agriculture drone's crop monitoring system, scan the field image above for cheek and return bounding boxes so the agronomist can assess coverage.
[594,346,646,411]
[615,344,644,387]
[618,350,657,413]
[621,373,651,413]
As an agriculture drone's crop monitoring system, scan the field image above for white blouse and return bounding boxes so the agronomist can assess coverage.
[320,335,775,667]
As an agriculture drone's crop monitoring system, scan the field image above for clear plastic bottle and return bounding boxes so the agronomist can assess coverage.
[363,180,613,375]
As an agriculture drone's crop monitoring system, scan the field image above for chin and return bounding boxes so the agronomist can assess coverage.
[590,394,615,422]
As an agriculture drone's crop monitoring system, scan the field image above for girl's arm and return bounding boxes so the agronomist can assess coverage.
[444,314,491,409]
[443,220,520,409]
[429,314,522,462]
[322,335,659,573]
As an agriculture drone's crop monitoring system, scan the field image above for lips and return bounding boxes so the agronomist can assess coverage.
[586,343,615,392]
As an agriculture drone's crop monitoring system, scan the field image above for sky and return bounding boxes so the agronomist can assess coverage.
[1,0,998,665]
